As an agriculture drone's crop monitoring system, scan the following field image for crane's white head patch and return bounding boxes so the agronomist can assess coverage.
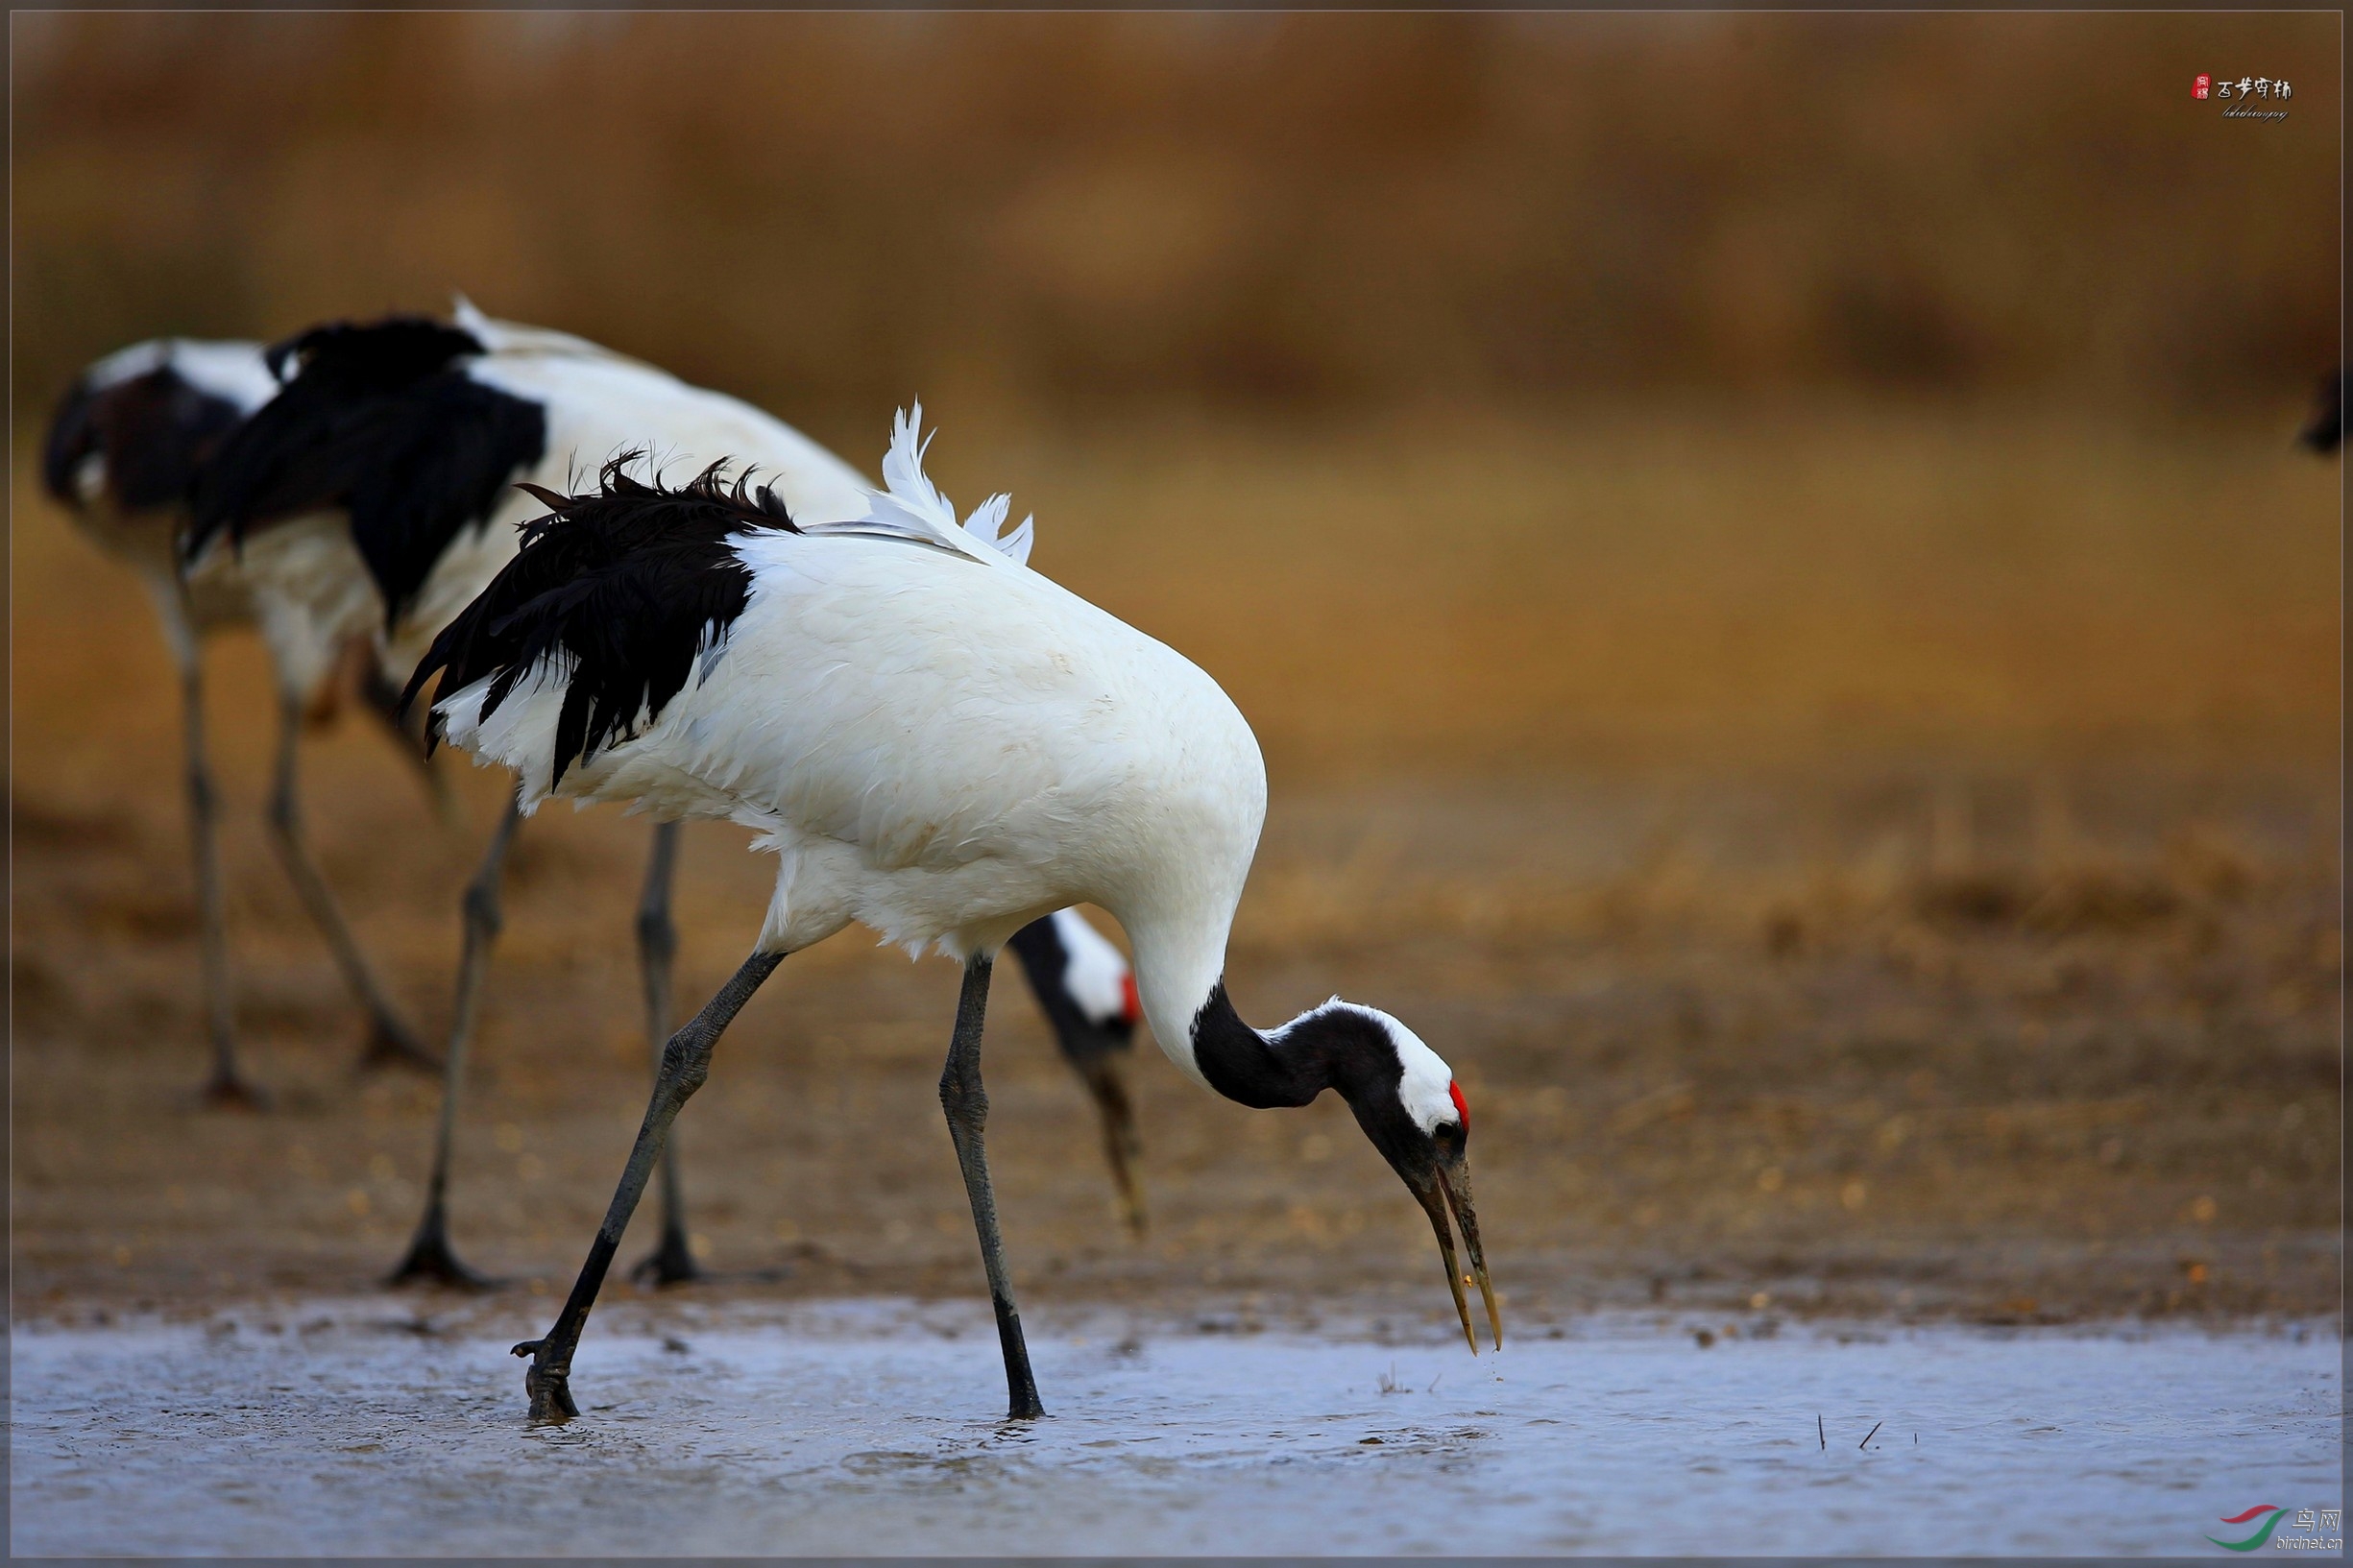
[1382,1013,1464,1136]
[1049,907,1135,1026]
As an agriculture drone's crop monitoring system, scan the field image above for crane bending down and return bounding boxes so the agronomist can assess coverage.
[42,340,442,1101]
[406,409,1498,1423]
[188,309,1154,1285]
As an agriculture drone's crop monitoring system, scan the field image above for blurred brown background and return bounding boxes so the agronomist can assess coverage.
[12,13,2341,1330]
[14,12,2341,422]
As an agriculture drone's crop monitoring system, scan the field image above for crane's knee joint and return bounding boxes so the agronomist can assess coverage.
[937,1073,987,1125]
[660,1032,712,1098]
[463,881,504,937]
[635,908,677,964]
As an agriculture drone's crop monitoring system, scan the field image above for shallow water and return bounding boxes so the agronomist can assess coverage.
[10,1300,2341,1556]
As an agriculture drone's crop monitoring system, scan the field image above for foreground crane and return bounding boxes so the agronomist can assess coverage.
[406,408,1498,1423]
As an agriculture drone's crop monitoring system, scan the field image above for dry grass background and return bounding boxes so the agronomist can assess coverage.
[9,12,2341,1332]
[12,12,2339,422]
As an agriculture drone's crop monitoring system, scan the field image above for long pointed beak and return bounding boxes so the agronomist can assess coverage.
[1412,1150,1501,1354]
[1438,1154,1501,1352]
[1075,1052,1148,1238]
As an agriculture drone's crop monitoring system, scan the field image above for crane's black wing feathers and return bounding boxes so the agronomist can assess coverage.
[402,456,798,790]
[186,314,547,624]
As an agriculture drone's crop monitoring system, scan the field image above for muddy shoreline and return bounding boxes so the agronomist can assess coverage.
[12,446,2340,1342]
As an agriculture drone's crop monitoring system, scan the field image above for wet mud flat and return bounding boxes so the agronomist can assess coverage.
[10,1298,2340,1556]
[12,457,2342,1331]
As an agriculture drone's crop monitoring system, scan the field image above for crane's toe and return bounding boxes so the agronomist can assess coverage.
[628,1227,702,1288]
[355,1015,440,1076]
[199,1071,270,1111]
[386,1225,496,1291]
[513,1342,580,1422]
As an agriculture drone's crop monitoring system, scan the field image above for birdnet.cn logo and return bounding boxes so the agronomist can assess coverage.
[2193,74,2292,122]
[2205,1505,2342,1553]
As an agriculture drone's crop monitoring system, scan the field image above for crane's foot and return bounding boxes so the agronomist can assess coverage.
[200,1068,270,1111]
[354,1015,440,1077]
[512,1339,579,1422]
[629,1226,701,1288]
[1116,1187,1150,1241]
[387,1218,497,1291]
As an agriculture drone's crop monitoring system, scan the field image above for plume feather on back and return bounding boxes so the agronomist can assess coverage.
[801,403,1032,567]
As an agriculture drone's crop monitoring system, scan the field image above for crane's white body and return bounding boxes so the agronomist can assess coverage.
[438,416,1264,1092]
[195,309,876,707]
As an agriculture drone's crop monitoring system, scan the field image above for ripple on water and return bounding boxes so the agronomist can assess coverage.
[8,1306,2341,1556]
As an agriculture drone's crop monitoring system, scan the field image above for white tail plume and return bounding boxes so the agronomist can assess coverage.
[839,403,1032,567]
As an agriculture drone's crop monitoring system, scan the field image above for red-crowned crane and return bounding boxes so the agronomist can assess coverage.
[404,408,1498,1424]
[41,340,440,1103]
[188,307,1152,1287]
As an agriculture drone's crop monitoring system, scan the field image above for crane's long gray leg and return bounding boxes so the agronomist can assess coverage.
[939,954,1046,1421]
[628,822,699,1286]
[513,948,784,1421]
[1071,1047,1145,1236]
[389,788,523,1289]
[262,691,435,1073]
[149,579,254,1107]
[356,657,465,832]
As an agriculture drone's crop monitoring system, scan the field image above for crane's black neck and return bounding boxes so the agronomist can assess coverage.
[1190,983,1320,1108]
[1189,981,1403,1113]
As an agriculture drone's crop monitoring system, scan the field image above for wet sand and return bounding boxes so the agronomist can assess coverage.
[10,1298,2341,1556]
[11,439,2341,1327]
[13,740,2339,1328]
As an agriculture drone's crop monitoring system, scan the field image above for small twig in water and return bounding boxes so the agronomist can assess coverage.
[1817,1413,1826,1451]
[1427,1373,1443,1394]
[1859,1420,1882,1450]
